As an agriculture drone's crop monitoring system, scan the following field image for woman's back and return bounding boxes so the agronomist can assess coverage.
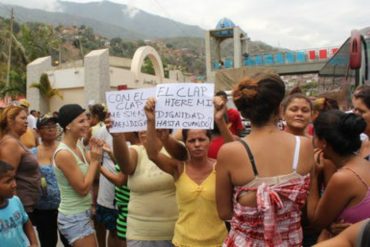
[220,131,313,246]
[225,131,312,189]
[216,72,314,246]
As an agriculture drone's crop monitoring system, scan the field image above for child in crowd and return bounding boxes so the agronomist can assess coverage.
[0,160,38,246]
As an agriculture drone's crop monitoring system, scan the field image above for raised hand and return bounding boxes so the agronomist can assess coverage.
[144,97,156,122]
[213,96,227,122]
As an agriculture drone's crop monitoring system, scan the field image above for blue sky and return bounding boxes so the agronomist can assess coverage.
[1,0,369,50]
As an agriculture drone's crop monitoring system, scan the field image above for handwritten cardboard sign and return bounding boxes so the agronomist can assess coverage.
[106,88,155,133]
[155,83,214,129]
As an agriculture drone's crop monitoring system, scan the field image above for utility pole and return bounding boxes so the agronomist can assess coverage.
[6,8,14,87]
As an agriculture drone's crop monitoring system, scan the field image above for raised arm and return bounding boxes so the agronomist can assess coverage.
[161,133,188,161]
[214,96,235,143]
[104,114,138,175]
[112,134,138,175]
[55,138,102,196]
[145,98,181,178]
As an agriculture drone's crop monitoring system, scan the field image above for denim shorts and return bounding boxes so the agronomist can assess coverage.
[127,240,173,247]
[96,204,119,231]
[57,210,95,245]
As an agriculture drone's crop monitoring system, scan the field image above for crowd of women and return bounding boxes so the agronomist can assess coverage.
[0,71,370,247]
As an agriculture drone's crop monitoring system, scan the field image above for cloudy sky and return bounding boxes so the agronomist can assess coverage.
[0,0,369,50]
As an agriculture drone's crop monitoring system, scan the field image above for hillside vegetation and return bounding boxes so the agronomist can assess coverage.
[0,16,282,98]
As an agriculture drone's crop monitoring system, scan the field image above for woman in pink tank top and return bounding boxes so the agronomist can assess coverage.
[308,110,370,240]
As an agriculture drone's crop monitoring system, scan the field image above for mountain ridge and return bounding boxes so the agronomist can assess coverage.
[0,0,205,39]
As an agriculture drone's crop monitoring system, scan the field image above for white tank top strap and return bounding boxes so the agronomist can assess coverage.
[292,136,301,171]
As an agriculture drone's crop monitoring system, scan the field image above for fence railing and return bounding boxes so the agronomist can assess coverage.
[213,47,338,69]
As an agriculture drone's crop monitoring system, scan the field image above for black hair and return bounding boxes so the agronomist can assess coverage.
[0,160,14,178]
[233,72,285,127]
[215,90,227,99]
[314,110,366,155]
[30,110,36,114]
[353,85,370,109]
[90,104,107,121]
[182,129,212,143]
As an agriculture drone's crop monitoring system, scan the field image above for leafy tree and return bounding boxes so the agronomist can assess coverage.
[30,73,63,100]
[141,58,155,75]
[19,23,61,61]
[0,70,26,99]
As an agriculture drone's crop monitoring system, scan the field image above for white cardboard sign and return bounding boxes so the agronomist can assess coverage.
[155,83,214,129]
[105,87,156,133]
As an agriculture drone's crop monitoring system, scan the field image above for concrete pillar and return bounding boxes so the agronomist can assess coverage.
[26,56,52,113]
[84,49,110,106]
[215,39,221,62]
[233,27,242,68]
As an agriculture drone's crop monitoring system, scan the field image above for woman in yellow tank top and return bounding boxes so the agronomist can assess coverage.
[144,97,231,247]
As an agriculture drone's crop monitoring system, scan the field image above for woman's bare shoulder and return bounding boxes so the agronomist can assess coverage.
[219,140,244,153]
[0,137,22,151]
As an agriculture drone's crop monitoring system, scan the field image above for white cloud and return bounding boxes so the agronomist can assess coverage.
[1,0,369,49]
[121,4,140,19]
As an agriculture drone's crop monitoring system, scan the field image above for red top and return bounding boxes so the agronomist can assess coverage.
[227,108,243,135]
[208,136,225,159]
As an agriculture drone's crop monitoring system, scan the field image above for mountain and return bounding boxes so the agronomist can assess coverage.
[58,1,204,38]
[0,0,205,39]
[0,3,143,40]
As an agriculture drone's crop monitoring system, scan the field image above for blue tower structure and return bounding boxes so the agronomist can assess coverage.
[205,18,249,82]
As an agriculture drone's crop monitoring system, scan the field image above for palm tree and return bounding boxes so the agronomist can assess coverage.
[30,73,63,99]
[30,73,63,113]
[0,70,26,98]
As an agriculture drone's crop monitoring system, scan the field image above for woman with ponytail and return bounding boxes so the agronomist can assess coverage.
[308,110,370,238]
[216,72,314,246]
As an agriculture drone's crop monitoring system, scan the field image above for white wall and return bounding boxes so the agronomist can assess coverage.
[47,67,85,89]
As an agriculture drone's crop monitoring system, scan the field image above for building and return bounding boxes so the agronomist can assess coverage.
[27,46,185,113]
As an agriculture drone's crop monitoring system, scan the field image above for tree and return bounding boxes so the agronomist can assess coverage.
[29,73,63,113]
[0,70,26,99]
[141,58,155,75]
[19,23,61,62]
[30,73,63,100]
